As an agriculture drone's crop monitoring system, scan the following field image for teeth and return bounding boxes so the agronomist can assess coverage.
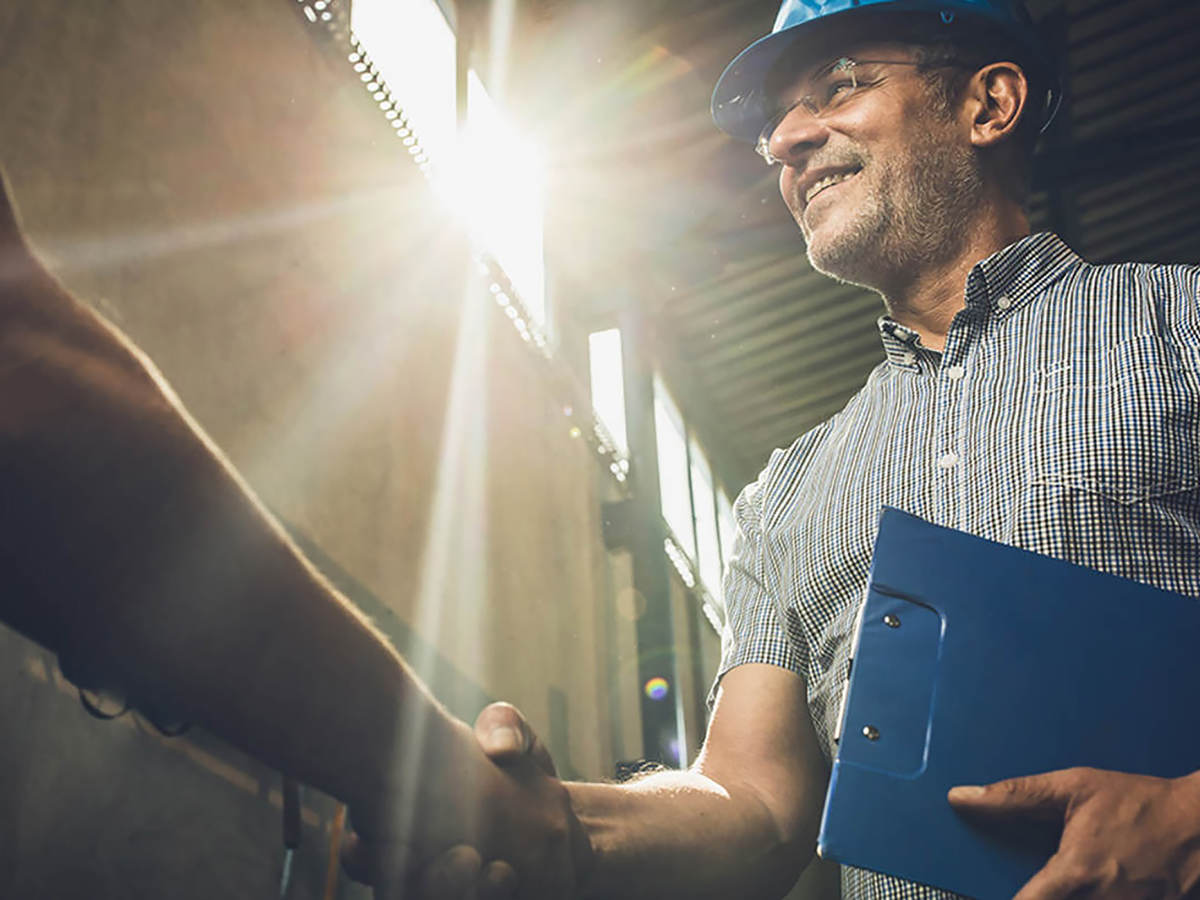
[806,170,858,204]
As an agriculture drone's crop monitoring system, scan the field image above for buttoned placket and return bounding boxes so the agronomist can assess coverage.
[931,275,991,530]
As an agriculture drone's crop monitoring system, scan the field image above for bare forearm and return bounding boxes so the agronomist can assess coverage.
[0,210,453,814]
[570,768,820,900]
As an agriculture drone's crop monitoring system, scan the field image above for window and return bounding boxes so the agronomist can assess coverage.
[649,370,739,612]
[351,0,547,330]
[654,376,694,560]
[351,0,456,163]
[690,439,722,601]
[465,72,546,326]
[715,489,736,609]
[588,329,628,457]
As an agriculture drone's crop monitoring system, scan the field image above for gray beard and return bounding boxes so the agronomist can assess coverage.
[802,136,984,295]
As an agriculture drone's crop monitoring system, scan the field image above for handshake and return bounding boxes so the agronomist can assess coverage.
[340,702,594,900]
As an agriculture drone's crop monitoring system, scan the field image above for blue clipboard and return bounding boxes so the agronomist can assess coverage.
[817,507,1200,899]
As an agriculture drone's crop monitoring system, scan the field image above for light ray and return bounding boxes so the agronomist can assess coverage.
[37,185,422,275]
[393,269,491,841]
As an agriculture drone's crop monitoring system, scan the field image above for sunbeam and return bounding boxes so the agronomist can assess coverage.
[394,267,491,839]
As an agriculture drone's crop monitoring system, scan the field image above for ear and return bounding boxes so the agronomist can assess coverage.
[962,62,1029,149]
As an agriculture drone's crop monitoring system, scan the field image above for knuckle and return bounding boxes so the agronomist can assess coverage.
[1061,766,1100,798]
[1061,861,1096,888]
[479,860,517,897]
[998,777,1024,797]
[440,844,483,872]
[1052,849,1099,887]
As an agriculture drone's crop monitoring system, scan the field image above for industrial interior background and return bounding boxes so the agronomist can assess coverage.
[0,0,1196,898]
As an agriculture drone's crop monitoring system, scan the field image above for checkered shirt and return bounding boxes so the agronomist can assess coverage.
[713,233,1200,900]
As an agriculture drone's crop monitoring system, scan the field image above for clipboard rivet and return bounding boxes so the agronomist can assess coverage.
[883,614,901,628]
[862,725,880,741]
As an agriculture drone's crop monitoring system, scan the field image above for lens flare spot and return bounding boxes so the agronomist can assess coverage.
[644,677,670,701]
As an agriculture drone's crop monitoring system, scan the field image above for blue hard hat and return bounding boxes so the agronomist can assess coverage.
[712,0,1061,142]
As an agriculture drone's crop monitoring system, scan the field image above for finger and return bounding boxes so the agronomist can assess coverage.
[474,703,531,762]
[477,860,518,900]
[473,703,558,776]
[948,772,1077,823]
[416,845,484,900]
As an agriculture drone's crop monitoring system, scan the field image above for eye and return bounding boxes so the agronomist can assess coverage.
[823,77,858,106]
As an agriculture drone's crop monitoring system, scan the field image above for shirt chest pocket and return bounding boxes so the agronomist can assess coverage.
[1028,334,1200,504]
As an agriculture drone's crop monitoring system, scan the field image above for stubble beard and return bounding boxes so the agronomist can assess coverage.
[800,128,985,294]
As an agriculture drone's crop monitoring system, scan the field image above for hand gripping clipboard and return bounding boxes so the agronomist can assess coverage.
[817,507,1200,900]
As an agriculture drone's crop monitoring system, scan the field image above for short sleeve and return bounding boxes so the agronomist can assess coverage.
[707,464,806,709]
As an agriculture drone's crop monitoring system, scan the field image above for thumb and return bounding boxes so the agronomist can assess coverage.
[474,702,557,775]
[948,772,1074,823]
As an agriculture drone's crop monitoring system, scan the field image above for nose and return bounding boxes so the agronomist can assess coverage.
[767,104,829,168]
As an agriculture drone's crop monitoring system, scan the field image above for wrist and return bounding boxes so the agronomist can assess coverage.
[334,654,451,822]
[571,781,631,900]
[566,783,601,899]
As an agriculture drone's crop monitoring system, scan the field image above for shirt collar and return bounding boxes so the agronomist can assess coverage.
[965,232,1082,315]
[877,317,923,371]
[875,233,1084,365]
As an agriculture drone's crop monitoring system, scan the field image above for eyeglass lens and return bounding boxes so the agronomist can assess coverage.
[756,57,861,164]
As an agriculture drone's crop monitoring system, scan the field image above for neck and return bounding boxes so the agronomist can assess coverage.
[878,205,1030,352]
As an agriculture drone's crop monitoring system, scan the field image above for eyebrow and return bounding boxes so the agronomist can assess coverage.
[771,56,843,106]
[806,57,845,81]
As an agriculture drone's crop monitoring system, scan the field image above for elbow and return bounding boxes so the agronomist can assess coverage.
[776,805,820,859]
[736,781,822,896]
[737,769,822,859]
[767,798,820,874]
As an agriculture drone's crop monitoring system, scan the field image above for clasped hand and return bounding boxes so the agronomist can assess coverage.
[950,767,1200,899]
[343,703,591,900]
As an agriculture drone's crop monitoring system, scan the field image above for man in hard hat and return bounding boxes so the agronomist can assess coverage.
[420,1,1200,898]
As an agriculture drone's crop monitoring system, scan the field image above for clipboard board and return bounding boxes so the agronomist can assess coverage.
[817,507,1200,899]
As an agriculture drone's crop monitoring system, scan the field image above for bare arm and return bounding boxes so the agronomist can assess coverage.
[0,171,431,810]
[466,663,830,900]
[578,664,828,900]
[0,174,579,892]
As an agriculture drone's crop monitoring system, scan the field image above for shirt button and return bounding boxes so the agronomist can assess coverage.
[996,295,1013,310]
[901,352,916,365]
[944,365,965,381]
[937,451,959,469]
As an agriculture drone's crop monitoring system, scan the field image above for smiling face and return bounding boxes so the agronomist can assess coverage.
[766,43,985,292]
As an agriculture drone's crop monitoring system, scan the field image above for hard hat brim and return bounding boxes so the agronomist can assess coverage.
[712,2,939,142]
[711,26,807,143]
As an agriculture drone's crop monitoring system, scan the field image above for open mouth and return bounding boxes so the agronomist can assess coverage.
[805,167,861,206]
